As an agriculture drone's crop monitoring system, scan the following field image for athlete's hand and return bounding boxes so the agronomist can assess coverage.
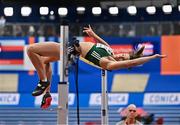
[83,24,95,37]
[154,54,167,58]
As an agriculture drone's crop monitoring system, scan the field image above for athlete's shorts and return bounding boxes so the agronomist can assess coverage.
[85,43,113,66]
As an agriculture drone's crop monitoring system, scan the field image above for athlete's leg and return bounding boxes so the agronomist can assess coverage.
[37,61,53,109]
[43,56,60,92]
[27,42,60,96]
[40,49,63,108]
[27,42,60,81]
[40,58,55,109]
[45,62,52,92]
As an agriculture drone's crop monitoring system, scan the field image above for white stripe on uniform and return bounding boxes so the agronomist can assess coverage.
[91,51,101,60]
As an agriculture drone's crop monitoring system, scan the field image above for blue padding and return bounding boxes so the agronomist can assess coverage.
[69,73,102,93]
[128,93,144,106]
[145,74,180,92]
[18,72,39,93]
[50,74,59,92]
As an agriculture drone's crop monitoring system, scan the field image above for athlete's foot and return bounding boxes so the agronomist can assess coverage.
[32,80,50,96]
[130,45,145,59]
[41,92,52,109]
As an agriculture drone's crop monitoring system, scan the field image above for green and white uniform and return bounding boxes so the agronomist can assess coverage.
[85,43,113,66]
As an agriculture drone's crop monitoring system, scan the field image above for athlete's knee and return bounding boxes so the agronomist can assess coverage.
[26,45,35,55]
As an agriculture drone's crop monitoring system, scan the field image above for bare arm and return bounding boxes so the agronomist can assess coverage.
[83,25,110,47]
[106,54,166,70]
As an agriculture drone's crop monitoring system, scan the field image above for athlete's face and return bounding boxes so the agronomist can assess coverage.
[114,53,130,61]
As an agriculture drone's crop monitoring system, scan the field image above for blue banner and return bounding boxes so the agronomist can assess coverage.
[0,93,179,107]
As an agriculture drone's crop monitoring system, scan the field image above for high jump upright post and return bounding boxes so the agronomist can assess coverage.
[58,21,69,125]
[101,69,109,125]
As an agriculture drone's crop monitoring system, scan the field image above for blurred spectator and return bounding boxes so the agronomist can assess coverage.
[84,121,101,125]
[0,21,179,37]
[119,105,156,125]
[128,29,135,37]
[0,42,2,52]
[14,25,23,36]
[45,25,55,36]
[0,16,6,27]
[119,24,125,37]
[28,25,35,36]
[37,25,44,36]
[116,104,143,125]
[143,114,154,125]
[0,16,6,35]
[155,117,164,125]
[174,21,180,35]
[120,105,148,118]
[96,25,105,36]
[149,25,155,36]
[161,22,173,35]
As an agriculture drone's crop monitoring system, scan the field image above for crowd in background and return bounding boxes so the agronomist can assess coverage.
[0,18,180,37]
